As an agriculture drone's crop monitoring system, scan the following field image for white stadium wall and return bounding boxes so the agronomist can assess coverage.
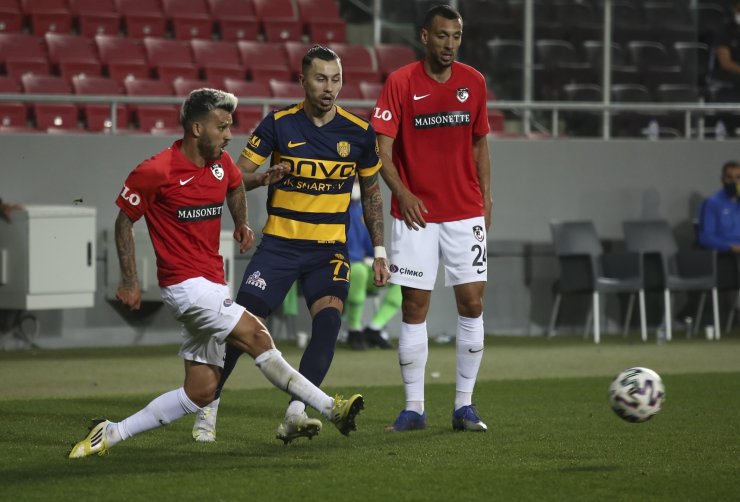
[0,133,733,347]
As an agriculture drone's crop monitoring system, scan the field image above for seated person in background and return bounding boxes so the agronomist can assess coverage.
[345,182,399,350]
[698,160,740,252]
[708,1,740,95]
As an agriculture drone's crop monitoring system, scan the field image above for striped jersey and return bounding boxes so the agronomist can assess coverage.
[241,102,381,244]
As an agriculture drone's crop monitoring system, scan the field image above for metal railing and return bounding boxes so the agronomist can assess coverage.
[2,92,740,139]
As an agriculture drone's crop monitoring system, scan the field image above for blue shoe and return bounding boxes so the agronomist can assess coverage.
[452,405,487,432]
[385,410,426,432]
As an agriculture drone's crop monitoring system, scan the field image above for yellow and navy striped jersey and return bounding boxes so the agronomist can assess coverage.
[241,102,381,243]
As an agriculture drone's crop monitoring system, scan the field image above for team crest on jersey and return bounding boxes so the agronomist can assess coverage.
[473,225,484,242]
[211,163,224,180]
[457,88,470,103]
[248,134,261,148]
[337,141,351,158]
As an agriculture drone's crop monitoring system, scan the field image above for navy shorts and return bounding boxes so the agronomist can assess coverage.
[237,235,350,317]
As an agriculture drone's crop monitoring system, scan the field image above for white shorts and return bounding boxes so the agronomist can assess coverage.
[389,216,488,290]
[160,277,246,367]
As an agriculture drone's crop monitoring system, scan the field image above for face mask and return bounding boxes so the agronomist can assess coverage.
[723,182,739,197]
[351,182,361,201]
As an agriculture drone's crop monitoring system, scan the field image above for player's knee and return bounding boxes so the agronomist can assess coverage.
[312,307,342,336]
[457,298,483,318]
[185,385,217,408]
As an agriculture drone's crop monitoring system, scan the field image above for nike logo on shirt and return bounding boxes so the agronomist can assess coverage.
[179,176,195,185]
[468,347,484,353]
[413,94,431,101]
[288,140,306,148]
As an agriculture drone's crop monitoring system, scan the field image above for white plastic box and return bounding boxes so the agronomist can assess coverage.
[0,205,96,310]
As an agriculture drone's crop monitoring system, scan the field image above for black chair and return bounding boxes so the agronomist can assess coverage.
[643,1,696,46]
[673,42,709,87]
[627,40,685,88]
[548,220,647,344]
[536,39,594,90]
[561,83,602,137]
[582,40,639,85]
[611,83,659,137]
[623,220,720,341]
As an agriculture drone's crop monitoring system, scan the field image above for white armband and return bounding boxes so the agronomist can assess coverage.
[374,246,387,259]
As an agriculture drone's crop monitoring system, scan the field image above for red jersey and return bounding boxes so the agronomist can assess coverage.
[115,140,242,287]
[371,61,489,222]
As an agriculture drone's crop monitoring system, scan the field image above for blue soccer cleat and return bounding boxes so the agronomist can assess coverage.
[385,410,426,432]
[452,404,487,432]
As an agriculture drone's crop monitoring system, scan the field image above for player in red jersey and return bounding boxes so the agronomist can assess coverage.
[371,4,491,433]
[68,89,364,459]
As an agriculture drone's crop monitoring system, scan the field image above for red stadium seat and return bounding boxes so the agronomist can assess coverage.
[69,0,120,37]
[0,103,27,127]
[252,0,295,19]
[207,0,258,41]
[329,43,381,83]
[252,0,300,42]
[237,40,291,81]
[190,39,246,86]
[171,76,219,96]
[143,37,198,83]
[337,81,370,119]
[44,33,103,80]
[283,41,311,78]
[263,19,302,42]
[162,0,213,40]
[359,81,383,100]
[269,79,302,99]
[123,77,179,132]
[21,73,80,131]
[95,34,150,83]
[223,78,269,133]
[115,0,166,38]
[20,0,72,35]
[306,20,346,44]
[294,0,344,43]
[374,44,416,78]
[0,32,50,77]
[72,75,127,131]
[0,0,24,34]
[0,75,28,128]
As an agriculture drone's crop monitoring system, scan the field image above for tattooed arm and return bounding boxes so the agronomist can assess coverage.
[226,183,254,254]
[359,172,390,286]
[114,210,141,311]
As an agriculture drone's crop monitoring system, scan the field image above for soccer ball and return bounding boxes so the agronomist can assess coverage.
[608,367,665,423]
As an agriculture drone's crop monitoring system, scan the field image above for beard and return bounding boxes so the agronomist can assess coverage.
[197,136,221,162]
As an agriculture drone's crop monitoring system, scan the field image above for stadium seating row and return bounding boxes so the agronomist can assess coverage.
[487,38,710,100]
[0,73,385,133]
[0,33,418,85]
[0,0,346,42]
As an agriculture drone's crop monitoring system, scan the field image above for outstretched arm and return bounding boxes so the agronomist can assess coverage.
[115,210,141,311]
[377,134,428,230]
[237,155,290,191]
[226,183,254,254]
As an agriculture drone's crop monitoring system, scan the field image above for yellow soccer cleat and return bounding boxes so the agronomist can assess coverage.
[192,404,218,443]
[68,419,111,459]
[330,394,364,436]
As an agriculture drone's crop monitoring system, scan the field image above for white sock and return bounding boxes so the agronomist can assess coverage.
[255,349,334,420]
[203,397,220,411]
[399,321,428,414]
[455,314,484,411]
[285,400,306,418]
[113,387,200,443]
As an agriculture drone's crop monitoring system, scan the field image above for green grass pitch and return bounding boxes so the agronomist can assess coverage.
[1,335,739,501]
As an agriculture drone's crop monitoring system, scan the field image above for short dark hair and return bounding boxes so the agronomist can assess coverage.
[423,4,462,30]
[722,160,740,177]
[180,88,237,130]
[301,45,340,74]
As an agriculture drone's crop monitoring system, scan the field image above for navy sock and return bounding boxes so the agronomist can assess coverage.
[296,307,342,389]
[214,343,244,400]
